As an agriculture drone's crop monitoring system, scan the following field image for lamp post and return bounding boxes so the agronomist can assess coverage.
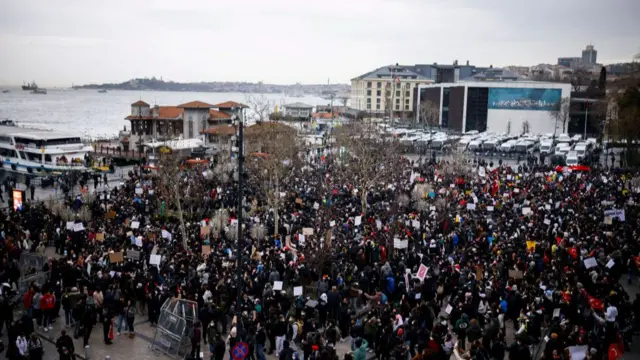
[584,100,589,140]
[233,108,245,342]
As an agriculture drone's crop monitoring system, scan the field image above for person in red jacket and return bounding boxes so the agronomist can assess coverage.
[40,289,56,331]
[23,287,34,317]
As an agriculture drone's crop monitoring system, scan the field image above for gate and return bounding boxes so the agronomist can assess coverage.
[150,298,198,358]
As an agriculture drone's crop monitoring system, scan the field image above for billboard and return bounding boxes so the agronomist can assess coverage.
[488,88,561,111]
[12,189,24,211]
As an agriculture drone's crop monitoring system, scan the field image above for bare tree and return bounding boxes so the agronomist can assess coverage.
[244,123,300,236]
[420,100,440,129]
[571,68,592,92]
[521,120,531,134]
[156,154,189,250]
[334,122,402,215]
[245,94,274,124]
[437,148,472,178]
[383,82,392,119]
[549,97,571,135]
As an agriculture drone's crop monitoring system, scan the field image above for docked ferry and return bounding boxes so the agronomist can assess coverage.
[0,120,94,175]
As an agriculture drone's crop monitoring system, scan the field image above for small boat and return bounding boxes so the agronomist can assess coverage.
[98,89,108,93]
[22,81,38,91]
[31,88,47,94]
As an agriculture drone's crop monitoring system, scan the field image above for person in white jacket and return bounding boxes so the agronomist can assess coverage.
[16,334,28,358]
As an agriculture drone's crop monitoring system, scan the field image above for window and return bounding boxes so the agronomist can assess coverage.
[376,98,381,104]
[376,104,380,110]
[188,120,194,138]
[377,82,381,88]
[367,104,371,110]
[367,81,372,88]
[405,98,410,104]
[396,90,400,97]
[367,97,371,103]
[405,104,411,110]
[367,90,371,96]
[396,105,400,110]
[406,91,410,97]
[376,90,381,97]
[396,98,400,104]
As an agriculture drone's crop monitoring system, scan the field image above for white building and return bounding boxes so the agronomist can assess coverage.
[283,102,313,120]
[350,65,433,118]
[416,80,572,134]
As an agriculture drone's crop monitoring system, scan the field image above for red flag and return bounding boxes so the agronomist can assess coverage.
[108,320,115,340]
[568,247,578,259]
[588,295,604,311]
[608,343,622,360]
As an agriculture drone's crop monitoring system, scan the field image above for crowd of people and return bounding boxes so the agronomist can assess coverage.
[0,145,639,360]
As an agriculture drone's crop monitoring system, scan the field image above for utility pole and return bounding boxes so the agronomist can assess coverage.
[235,107,244,342]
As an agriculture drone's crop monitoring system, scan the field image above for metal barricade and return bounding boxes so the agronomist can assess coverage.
[150,298,198,358]
[19,252,49,275]
[18,271,50,295]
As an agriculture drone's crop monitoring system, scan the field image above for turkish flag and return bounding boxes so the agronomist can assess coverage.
[609,343,622,360]
[588,295,604,311]
[568,247,578,259]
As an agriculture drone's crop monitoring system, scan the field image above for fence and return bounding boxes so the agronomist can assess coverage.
[17,271,50,296]
[150,298,198,358]
[19,252,49,274]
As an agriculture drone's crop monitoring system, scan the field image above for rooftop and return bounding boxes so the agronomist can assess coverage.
[177,100,214,108]
[284,102,313,109]
[352,65,430,81]
[461,68,524,82]
[213,101,248,109]
[131,100,150,107]
[0,125,80,140]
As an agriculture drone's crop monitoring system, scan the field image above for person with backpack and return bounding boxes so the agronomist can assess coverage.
[27,333,44,360]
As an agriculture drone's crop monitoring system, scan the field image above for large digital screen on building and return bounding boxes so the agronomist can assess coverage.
[488,88,561,111]
[12,189,24,212]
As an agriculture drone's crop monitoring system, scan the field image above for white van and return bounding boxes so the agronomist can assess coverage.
[574,142,592,159]
[540,140,555,155]
[566,151,580,166]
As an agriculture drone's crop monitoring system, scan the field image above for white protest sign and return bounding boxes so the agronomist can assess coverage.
[135,188,143,195]
[329,220,336,227]
[487,206,494,212]
[273,281,283,291]
[583,257,598,269]
[543,219,551,225]
[149,254,162,266]
[445,304,453,314]
[466,203,476,210]
[412,220,420,229]
[66,221,75,230]
[393,238,408,249]
[604,209,625,222]
[131,221,140,229]
[294,286,303,296]
[355,216,362,226]
[376,220,382,230]
[73,223,85,232]
[313,202,319,210]
[522,207,532,215]
[161,229,172,240]
[606,259,615,269]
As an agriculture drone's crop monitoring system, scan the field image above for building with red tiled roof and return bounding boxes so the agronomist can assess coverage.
[125,100,239,147]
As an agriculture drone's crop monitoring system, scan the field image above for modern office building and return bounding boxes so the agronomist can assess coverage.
[415,80,572,134]
[582,45,598,65]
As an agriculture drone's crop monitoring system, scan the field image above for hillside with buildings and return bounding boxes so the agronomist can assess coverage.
[73,77,350,96]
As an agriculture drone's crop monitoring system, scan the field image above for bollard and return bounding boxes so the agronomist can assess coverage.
[85,345,90,359]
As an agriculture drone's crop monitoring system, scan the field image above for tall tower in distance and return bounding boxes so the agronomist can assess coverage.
[582,44,597,65]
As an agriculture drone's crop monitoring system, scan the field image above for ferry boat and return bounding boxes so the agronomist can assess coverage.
[0,120,93,175]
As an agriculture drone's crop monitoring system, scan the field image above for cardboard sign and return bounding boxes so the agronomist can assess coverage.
[95,233,105,241]
[109,251,124,263]
[509,269,523,279]
[295,198,303,205]
[127,250,141,261]
[302,228,313,236]
[106,210,116,219]
[324,229,333,247]
[202,245,211,255]
[200,226,210,238]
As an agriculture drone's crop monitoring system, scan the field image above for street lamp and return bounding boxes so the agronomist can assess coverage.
[231,110,244,342]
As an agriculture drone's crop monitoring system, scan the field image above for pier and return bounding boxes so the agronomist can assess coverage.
[91,141,146,160]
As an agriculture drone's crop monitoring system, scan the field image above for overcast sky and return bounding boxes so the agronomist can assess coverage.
[0,0,638,86]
